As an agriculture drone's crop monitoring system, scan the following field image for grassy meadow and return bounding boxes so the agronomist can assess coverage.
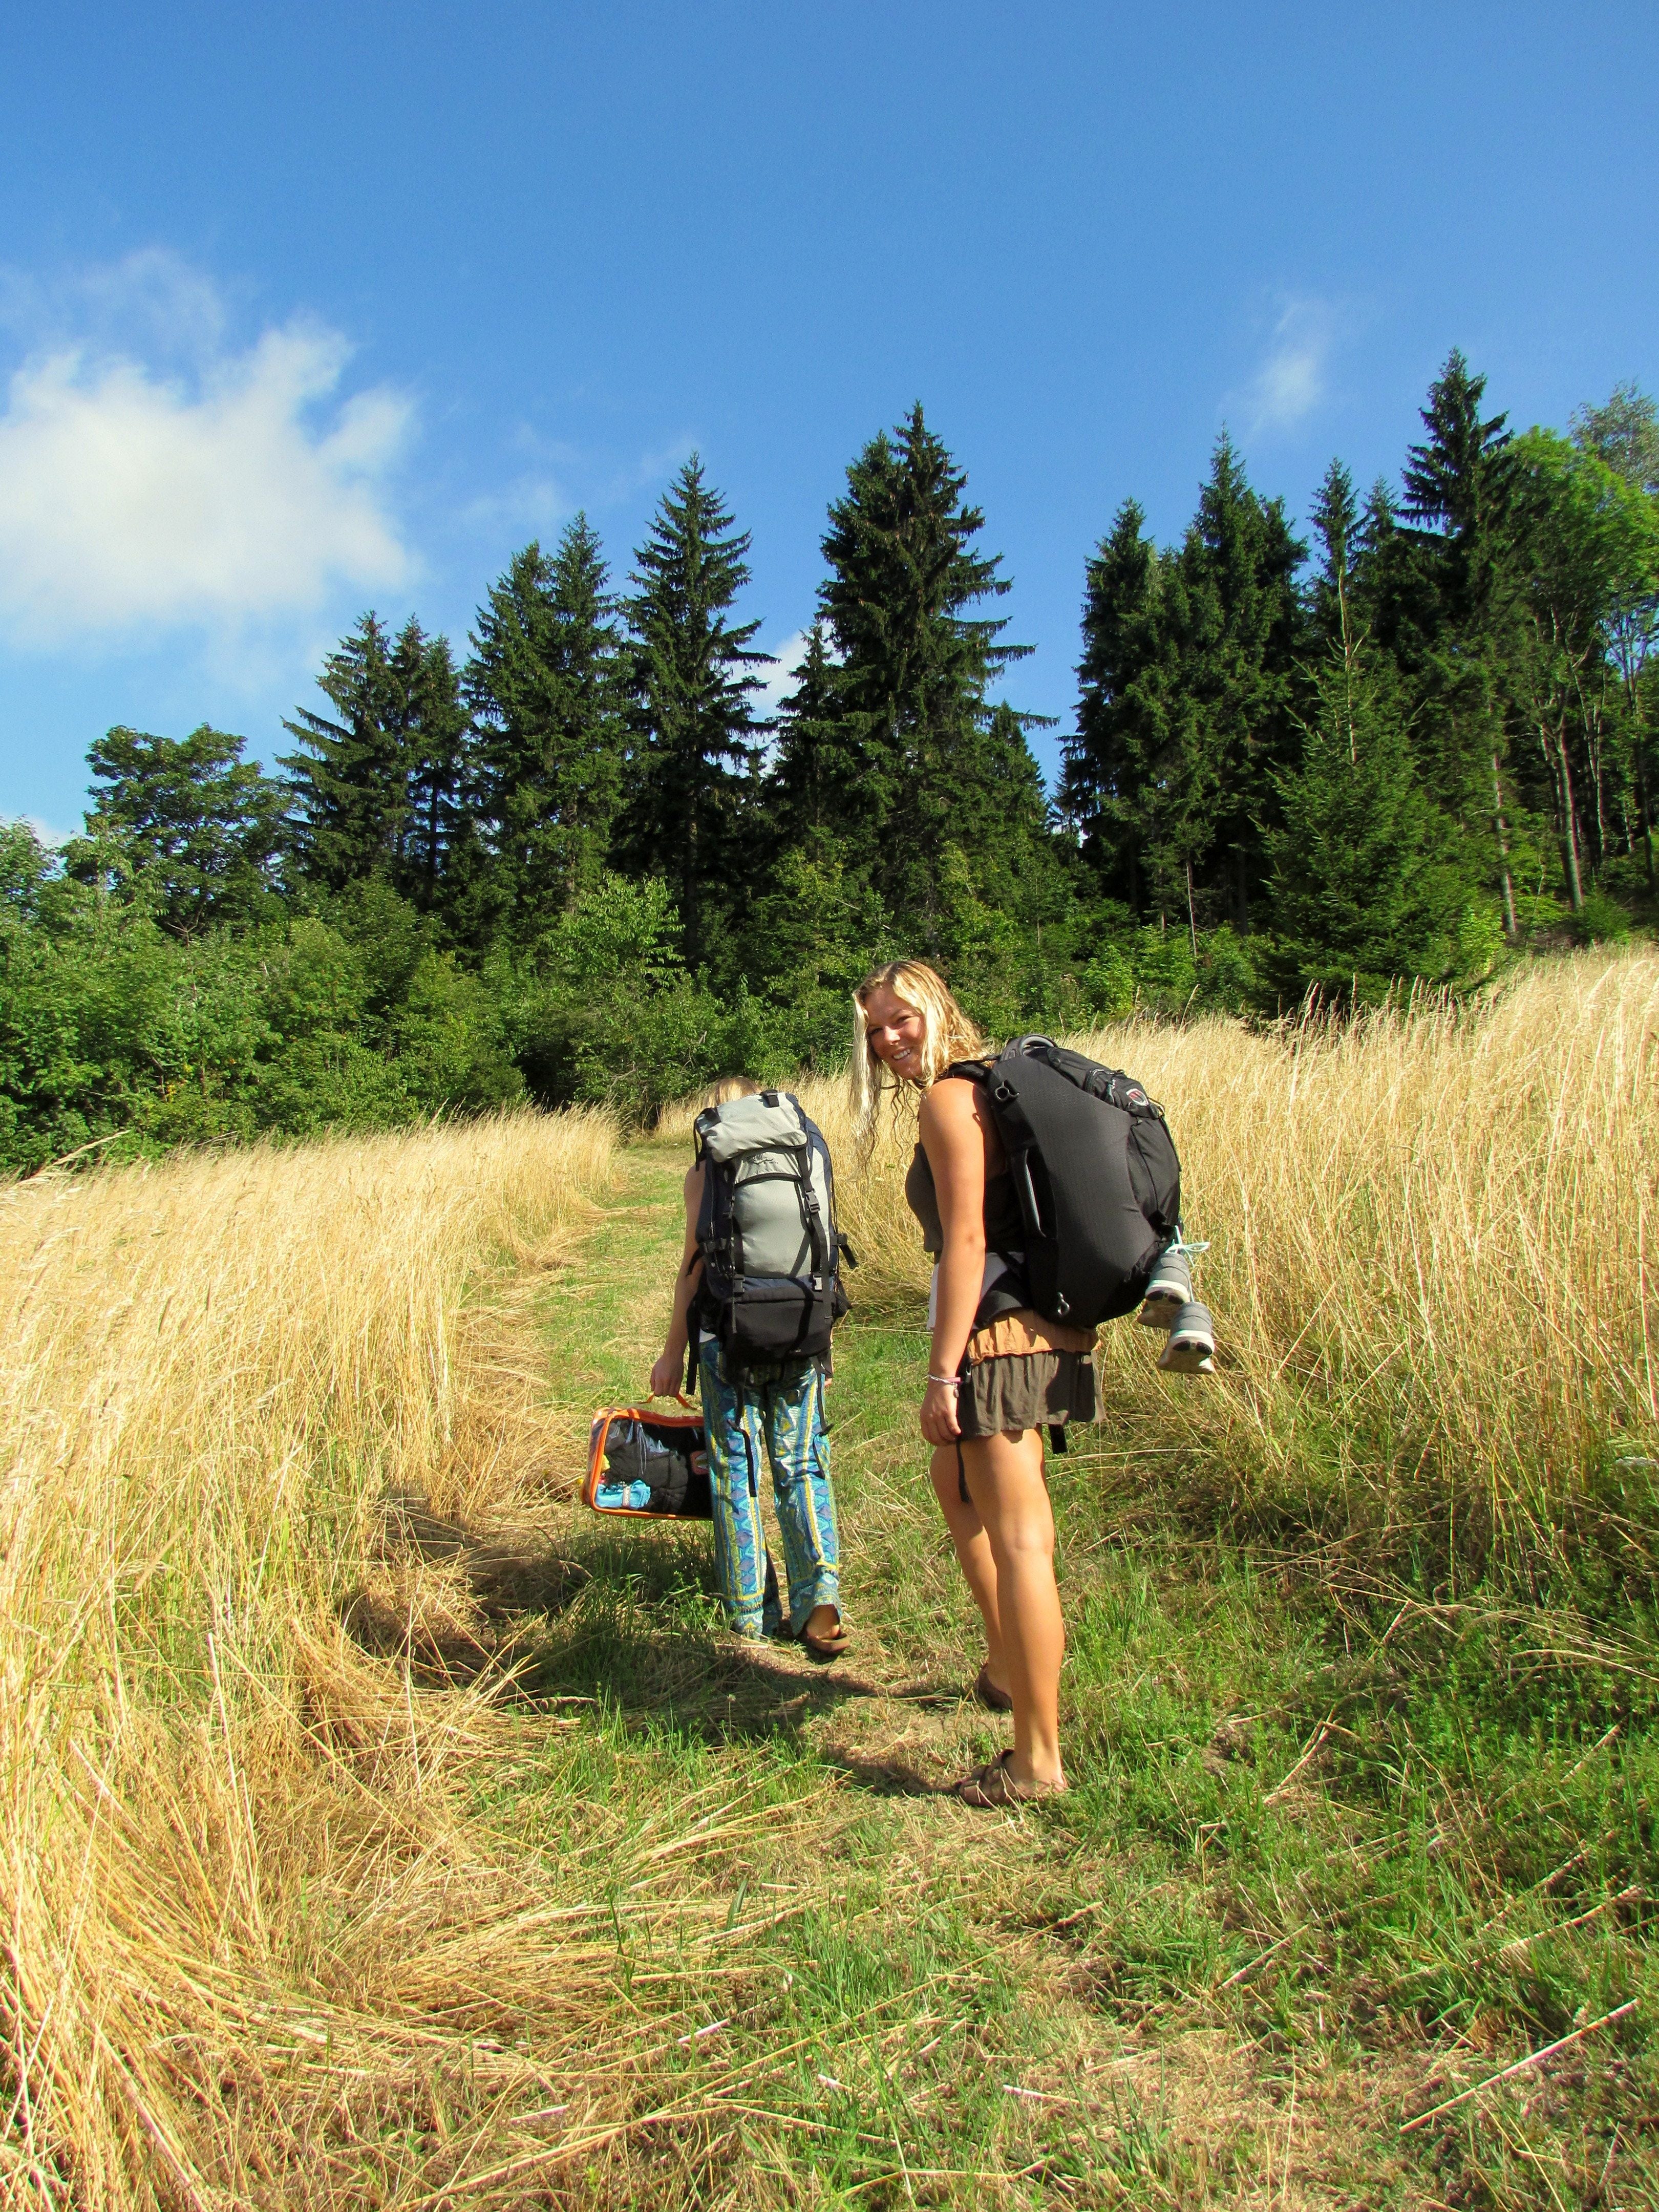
[3,950,1657,2208]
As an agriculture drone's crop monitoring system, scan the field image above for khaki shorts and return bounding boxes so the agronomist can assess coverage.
[957,1349,1097,1439]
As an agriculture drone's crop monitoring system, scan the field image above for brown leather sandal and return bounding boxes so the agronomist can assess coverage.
[974,1664,1014,1714]
[954,1750,1066,1807]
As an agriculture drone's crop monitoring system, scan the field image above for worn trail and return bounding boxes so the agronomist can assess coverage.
[523,1139,993,1780]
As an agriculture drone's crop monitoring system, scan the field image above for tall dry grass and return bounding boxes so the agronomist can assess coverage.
[0,1110,786,2208]
[694,950,1659,1568]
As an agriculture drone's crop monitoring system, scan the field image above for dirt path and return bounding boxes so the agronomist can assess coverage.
[526,1140,1001,1785]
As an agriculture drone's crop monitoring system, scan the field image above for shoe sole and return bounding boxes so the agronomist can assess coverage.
[1137,1291,1185,1329]
[1159,1302,1215,1373]
[1158,1344,1216,1374]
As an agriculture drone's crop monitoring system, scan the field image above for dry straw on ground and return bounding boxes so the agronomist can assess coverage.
[5,952,1657,2205]
[0,1111,792,2208]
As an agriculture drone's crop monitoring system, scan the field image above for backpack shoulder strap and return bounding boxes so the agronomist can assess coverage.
[787,1098,831,1280]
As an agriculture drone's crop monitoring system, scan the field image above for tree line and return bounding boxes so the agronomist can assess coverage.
[2,363,1655,1173]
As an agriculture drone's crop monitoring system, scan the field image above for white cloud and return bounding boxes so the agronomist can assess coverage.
[0,255,415,646]
[1238,300,1337,438]
[751,627,813,722]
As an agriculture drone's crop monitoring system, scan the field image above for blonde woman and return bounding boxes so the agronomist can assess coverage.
[854,961,1094,1805]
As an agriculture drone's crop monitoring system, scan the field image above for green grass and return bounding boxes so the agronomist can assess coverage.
[424,1141,1659,2208]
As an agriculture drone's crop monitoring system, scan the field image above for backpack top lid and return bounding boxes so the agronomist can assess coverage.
[694,1090,809,1163]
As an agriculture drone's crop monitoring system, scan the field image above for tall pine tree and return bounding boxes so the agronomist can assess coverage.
[1387,351,1520,904]
[282,612,466,910]
[465,518,625,943]
[768,622,864,858]
[1177,433,1307,931]
[1264,649,1463,1004]
[816,405,1033,928]
[616,460,765,970]
[1067,442,1304,931]
[1063,498,1171,912]
[1308,460,1362,657]
[403,635,469,918]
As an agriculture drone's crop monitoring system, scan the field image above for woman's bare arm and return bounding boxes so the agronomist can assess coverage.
[917,1078,998,1443]
[649,1162,706,1399]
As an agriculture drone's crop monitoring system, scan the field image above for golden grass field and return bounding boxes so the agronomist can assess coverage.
[679,947,1657,1572]
[0,1113,628,2207]
[3,948,1656,2206]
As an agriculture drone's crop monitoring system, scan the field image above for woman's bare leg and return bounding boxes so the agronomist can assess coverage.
[960,1431,1064,1790]
[929,1444,1008,1693]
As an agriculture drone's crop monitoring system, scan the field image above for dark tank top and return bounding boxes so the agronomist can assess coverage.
[904,1139,1024,1261]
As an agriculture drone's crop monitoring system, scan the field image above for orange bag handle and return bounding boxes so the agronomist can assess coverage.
[584,1398,707,1517]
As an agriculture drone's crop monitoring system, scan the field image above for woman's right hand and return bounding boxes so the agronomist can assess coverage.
[648,1350,683,1400]
[920,1376,963,1445]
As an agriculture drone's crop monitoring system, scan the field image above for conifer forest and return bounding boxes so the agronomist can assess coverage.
[3,353,1656,1172]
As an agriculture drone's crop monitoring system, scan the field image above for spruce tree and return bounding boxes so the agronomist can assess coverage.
[282,612,411,889]
[1063,498,1171,911]
[465,518,625,943]
[816,405,1031,926]
[403,634,469,918]
[616,459,765,970]
[1179,433,1307,931]
[1390,351,1521,885]
[282,613,464,906]
[1308,460,1362,656]
[1264,649,1463,1003]
[768,621,864,857]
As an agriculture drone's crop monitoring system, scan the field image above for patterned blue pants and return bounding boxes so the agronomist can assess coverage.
[697,1341,841,1639]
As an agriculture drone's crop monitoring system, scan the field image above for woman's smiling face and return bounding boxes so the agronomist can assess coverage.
[862,985,927,1080]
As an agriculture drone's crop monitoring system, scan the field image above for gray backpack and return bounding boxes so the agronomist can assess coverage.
[688,1090,852,1375]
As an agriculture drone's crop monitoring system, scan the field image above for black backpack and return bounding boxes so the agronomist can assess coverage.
[946,1037,1181,1328]
[688,1089,853,1375]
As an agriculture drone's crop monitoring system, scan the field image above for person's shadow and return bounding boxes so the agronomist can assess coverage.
[344,1493,943,1764]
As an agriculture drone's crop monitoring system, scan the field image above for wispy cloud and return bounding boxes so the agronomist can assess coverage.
[751,627,812,722]
[0,252,415,648]
[1236,299,1340,438]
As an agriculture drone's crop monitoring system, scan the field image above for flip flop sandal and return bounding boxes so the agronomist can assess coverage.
[800,1622,850,1662]
[974,1663,1014,1714]
[954,1750,1064,1808]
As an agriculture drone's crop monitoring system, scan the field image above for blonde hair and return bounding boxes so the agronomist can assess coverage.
[703,1074,763,1107]
[850,960,987,1144]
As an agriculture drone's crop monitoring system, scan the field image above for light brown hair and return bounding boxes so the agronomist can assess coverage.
[849,960,987,1144]
[702,1074,763,1107]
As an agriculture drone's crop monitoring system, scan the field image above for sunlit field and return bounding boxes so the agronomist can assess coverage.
[671,948,1659,1575]
[5,951,1657,2207]
[0,1113,647,2207]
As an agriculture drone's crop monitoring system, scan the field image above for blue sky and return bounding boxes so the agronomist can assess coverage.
[2,2,1655,840]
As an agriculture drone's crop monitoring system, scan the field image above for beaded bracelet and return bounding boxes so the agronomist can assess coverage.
[926,1374,962,1388]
